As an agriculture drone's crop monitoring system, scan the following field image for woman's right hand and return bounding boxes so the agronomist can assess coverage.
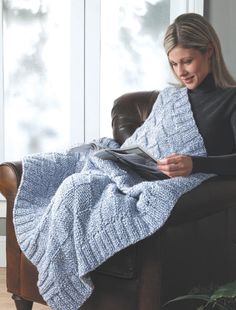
[157,153,193,177]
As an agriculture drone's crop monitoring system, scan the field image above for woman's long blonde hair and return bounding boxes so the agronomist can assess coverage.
[164,13,236,88]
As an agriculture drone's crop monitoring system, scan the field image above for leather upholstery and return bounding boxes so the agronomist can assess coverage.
[1,90,236,310]
[111,90,159,144]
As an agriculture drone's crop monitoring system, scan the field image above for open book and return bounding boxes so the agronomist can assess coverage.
[94,145,169,180]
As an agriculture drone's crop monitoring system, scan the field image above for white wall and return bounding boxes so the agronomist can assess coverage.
[205,0,236,79]
[0,201,6,267]
[0,201,6,218]
[0,236,6,267]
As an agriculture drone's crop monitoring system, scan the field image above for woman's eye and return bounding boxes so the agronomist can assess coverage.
[184,59,192,64]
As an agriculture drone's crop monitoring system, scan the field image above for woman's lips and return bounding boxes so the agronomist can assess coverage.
[183,76,194,84]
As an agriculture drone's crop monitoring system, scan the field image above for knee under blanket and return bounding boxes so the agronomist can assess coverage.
[13,87,213,309]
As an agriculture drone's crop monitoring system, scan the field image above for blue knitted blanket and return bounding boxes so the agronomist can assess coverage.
[14,87,213,310]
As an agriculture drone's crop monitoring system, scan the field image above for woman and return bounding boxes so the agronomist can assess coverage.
[12,13,236,310]
[157,13,236,178]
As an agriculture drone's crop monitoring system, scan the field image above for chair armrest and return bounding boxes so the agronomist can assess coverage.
[0,162,24,296]
[167,176,236,226]
[0,162,22,201]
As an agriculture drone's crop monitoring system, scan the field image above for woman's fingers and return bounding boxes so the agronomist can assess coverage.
[157,154,193,177]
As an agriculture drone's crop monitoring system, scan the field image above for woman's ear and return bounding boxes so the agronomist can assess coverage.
[207,44,214,59]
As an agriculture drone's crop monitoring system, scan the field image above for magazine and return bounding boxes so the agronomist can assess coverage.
[94,145,169,180]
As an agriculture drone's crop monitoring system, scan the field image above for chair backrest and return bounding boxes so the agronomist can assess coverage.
[111,90,159,145]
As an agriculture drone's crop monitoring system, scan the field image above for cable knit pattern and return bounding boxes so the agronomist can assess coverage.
[14,86,213,310]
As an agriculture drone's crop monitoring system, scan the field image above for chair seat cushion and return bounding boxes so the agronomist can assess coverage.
[168,176,236,225]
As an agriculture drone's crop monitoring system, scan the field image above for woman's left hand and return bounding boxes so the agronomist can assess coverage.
[157,153,193,177]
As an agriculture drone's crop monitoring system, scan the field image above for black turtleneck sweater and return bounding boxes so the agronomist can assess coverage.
[188,73,236,175]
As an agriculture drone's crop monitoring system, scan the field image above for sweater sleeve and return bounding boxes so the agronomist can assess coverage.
[192,153,236,175]
[192,109,236,176]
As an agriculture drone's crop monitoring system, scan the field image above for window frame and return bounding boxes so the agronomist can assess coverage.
[0,0,4,165]
[170,0,204,22]
[0,1,4,202]
[84,0,101,142]
[70,0,86,144]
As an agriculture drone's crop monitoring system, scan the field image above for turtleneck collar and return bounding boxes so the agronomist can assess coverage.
[188,73,216,94]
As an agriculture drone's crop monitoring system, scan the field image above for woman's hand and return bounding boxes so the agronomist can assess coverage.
[157,153,193,177]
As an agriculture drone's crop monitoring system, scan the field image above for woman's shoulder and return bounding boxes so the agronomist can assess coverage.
[219,85,236,94]
[218,86,236,103]
[215,86,236,113]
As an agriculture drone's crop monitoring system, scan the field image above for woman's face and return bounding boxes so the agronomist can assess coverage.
[168,45,212,90]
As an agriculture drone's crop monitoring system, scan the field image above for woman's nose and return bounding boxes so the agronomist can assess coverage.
[177,64,187,77]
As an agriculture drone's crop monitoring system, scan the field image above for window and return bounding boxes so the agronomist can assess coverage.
[2,0,71,161]
[0,0,203,163]
[0,1,4,164]
[100,0,171,137]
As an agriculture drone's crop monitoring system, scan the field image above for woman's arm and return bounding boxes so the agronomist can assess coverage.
[193,108,236,175]
[158,109,236,177]
[157,152,236,177]
[192,153,236,175]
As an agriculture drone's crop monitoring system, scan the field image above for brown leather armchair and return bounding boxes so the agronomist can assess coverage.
[1,90,236,310]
